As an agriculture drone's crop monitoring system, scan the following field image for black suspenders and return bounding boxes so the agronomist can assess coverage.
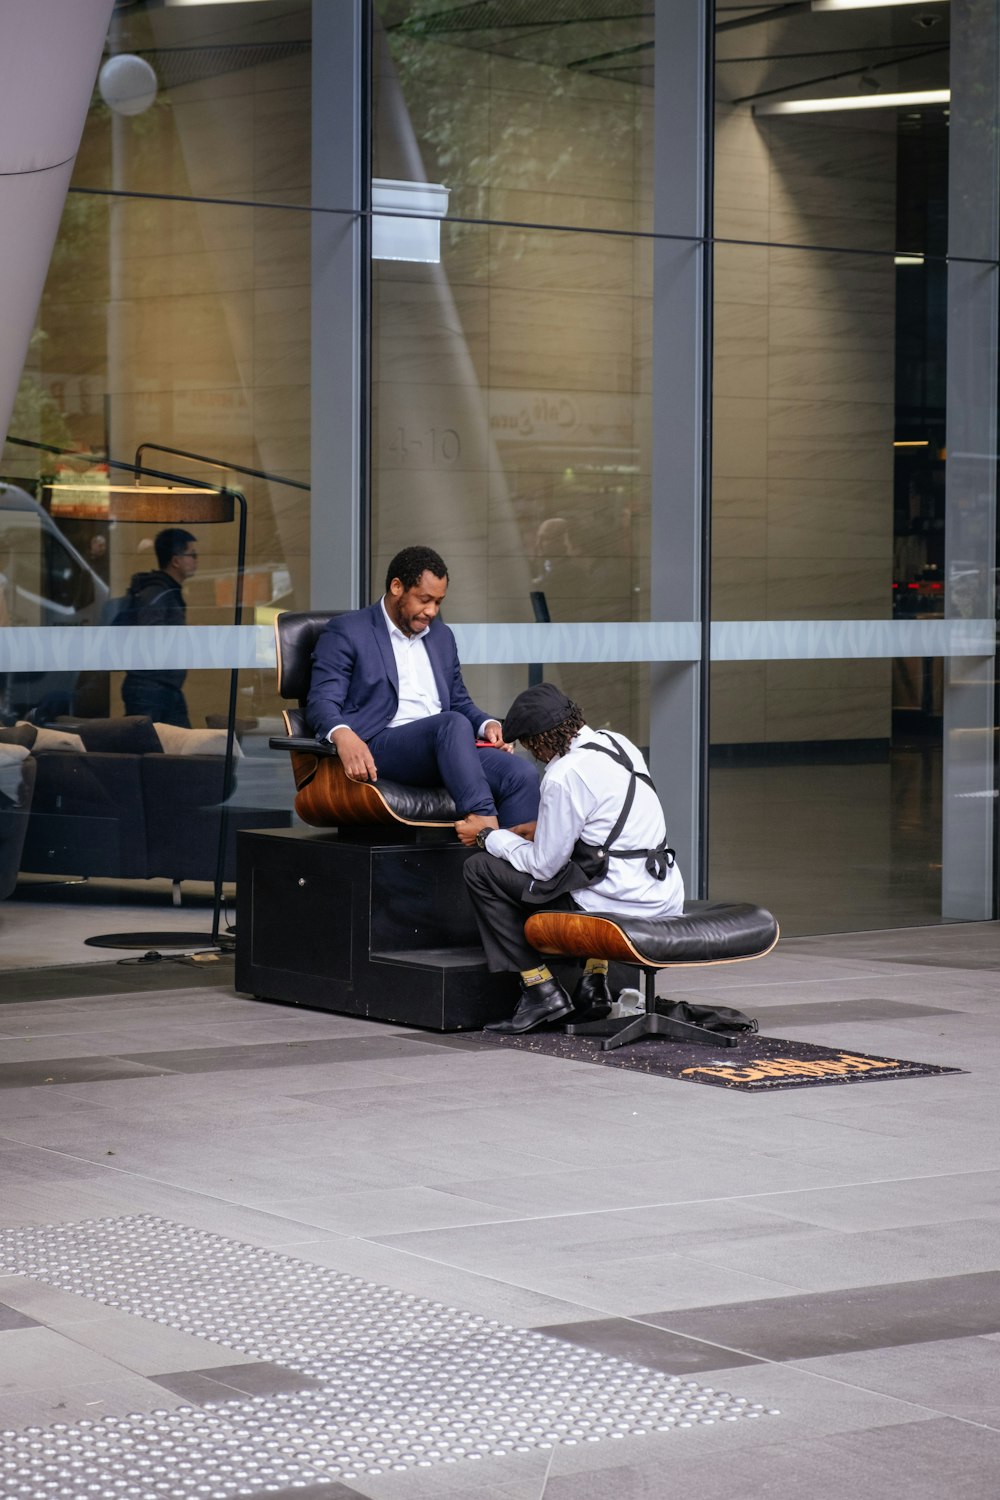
[581,735,675,880]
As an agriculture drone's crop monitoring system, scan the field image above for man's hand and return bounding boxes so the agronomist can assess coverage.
[509,821,537,841]
[331,726,378,782]
[455,813,499,847]
[480,719,513,752]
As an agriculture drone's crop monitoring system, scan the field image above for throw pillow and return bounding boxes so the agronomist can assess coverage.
[29,726,85,753]
[0,743,30,807]
[153,724,243,758]
[75,715,163,755]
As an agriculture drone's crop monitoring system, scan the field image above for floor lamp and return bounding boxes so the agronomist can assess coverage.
[38,478,248,953]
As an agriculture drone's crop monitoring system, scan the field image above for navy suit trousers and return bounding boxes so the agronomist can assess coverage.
[369,711,539,825]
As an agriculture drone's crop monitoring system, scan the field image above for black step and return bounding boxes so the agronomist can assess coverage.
[370,945,491,971]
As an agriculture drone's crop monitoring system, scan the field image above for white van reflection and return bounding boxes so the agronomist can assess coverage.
[0,482,109,719]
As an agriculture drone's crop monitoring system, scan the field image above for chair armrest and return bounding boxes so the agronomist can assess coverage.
[269,735,338,756]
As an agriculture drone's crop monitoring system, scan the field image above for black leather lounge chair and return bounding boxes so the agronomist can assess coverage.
[270,610,459,828]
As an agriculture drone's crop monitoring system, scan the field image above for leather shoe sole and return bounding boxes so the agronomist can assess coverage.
[563,1002,613,1024]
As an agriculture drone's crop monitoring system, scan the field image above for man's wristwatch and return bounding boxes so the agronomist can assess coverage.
[475,827,491,851]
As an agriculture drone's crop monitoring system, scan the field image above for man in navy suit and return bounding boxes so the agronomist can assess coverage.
[307,545,540,841]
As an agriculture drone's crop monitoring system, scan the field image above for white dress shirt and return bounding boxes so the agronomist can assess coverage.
[380,598,443,727]
[485,727,684,918]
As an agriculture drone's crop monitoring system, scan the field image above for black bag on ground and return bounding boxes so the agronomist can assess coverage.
[655,999,758,1034]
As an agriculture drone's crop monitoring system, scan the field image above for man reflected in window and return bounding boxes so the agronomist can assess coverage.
[120,528,197,728]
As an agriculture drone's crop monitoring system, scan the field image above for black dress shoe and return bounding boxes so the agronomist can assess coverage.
[566,969,613,1022]
[485,976,573,1033]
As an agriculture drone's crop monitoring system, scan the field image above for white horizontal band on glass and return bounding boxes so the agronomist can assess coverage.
[0,618,991,672]
[456,619,997,662]
[0,626,273,673]
[455,622,703,664]
[709,618,996,661]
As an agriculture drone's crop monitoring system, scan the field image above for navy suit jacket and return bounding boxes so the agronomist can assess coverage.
[306,600,491,743]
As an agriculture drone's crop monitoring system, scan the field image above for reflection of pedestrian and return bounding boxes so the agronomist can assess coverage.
[532,511,633,623]
[531,517,588,616]
[121,528,197,727]
[87,532,109,583]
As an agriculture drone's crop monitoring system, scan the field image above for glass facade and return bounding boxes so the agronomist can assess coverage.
[372,2,655,736]
[0,0,996,959]
[707,0,995,932]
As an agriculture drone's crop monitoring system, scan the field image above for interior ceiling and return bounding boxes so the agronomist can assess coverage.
[109,0,950,104]
[111,0,312,89]
[385,0,951,99]
[133,39,310,90]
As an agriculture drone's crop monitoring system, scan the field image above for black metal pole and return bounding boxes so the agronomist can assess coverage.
[211,488,247,947]
[359,0,373,606]
[133,441,310,493]
[696,0,716,902]
[528,590,550,686]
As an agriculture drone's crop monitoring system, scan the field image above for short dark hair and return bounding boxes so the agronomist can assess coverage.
[385,546,448,593]
[155,528,197,570]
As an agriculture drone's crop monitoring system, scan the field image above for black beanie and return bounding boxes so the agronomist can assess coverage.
[502,682,576,742]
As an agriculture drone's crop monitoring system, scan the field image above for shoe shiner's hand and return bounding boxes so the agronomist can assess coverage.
[455,813,499,847]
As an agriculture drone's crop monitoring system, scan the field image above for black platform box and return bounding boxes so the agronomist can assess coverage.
[235,826,515,1030]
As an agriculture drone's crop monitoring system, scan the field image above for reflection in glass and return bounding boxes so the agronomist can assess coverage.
[372,0,654,740]
[709,0,969,932]
[0,451,294,914]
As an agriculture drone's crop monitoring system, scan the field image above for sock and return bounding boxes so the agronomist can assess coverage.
[584,958,608,975]
[520,964,553,987]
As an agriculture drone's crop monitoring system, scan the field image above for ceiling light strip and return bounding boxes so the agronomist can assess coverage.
[755,88,950,114]
[812,0,946,10]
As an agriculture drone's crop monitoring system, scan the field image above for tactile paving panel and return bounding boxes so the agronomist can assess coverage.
[0,1215,776,1496]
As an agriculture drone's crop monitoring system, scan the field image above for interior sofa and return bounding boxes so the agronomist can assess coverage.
[4,716,291,886]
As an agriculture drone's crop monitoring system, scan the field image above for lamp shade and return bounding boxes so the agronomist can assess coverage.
[44,482,234,524]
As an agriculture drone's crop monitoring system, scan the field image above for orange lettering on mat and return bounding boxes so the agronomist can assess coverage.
[681,1051,904,1084]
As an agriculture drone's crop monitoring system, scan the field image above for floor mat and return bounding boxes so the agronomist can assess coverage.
[469,1029,965,1090]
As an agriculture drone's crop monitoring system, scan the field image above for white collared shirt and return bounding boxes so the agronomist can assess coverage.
[486,727,684,918]
[379,598,443,727]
